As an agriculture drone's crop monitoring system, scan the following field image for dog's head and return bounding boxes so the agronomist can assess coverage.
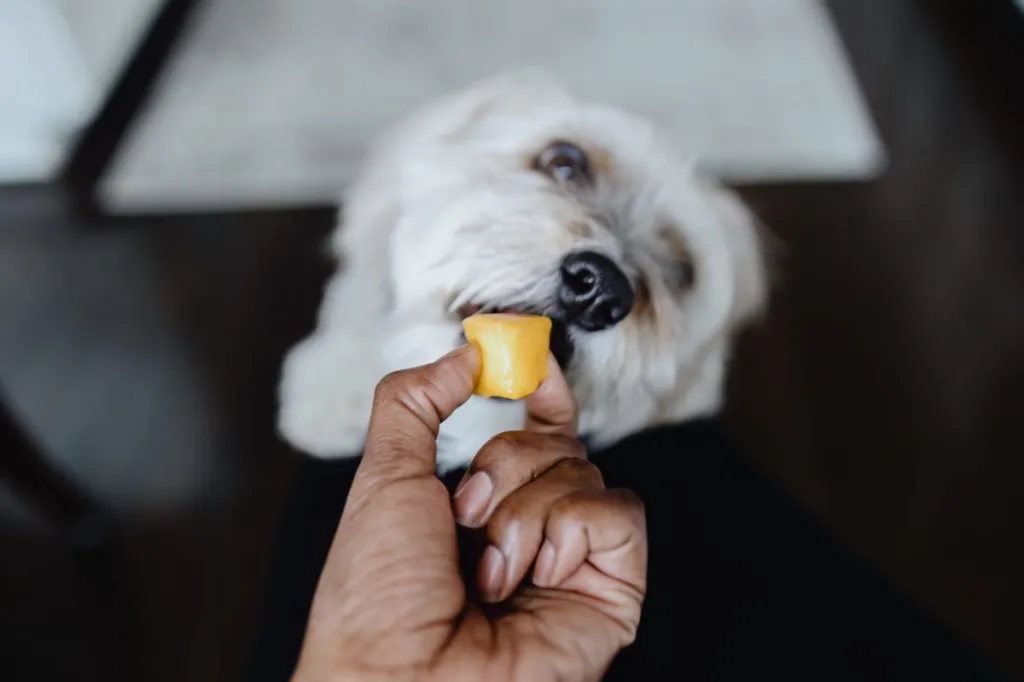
[342,71,770,445]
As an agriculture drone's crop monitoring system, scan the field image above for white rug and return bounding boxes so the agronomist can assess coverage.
[99,0,885,214]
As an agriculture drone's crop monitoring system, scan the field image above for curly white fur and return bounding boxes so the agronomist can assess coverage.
[277,70,769,473]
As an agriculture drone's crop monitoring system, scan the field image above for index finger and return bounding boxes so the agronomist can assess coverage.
[524,354,578,437]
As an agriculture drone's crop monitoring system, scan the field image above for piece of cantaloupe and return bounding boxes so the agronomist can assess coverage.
[461,313,552,399]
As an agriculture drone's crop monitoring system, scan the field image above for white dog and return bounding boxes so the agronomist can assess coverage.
[277,70,770,473]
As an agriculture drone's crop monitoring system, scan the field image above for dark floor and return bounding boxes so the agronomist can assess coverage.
[1,1,1022,680]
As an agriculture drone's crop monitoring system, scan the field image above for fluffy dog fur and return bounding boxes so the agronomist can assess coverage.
[277,70,769,473]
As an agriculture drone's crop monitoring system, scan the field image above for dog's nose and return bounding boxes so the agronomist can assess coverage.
[559,251,635,331]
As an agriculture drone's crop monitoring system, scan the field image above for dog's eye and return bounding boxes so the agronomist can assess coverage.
[535,142,590,184]
[677,260,696,290]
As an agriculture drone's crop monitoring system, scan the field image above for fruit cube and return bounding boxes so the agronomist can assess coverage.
[461,313,552,399]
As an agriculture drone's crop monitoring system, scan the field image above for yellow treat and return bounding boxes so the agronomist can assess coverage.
[462,313,552,399]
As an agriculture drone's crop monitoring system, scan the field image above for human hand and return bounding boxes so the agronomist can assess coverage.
[292,344,647,682]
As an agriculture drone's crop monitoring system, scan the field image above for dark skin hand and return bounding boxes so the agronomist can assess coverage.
[292,344,647,682]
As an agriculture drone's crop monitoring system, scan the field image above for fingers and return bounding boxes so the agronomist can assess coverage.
[330,342,480,593]
[473,486,646,682]
[450,356,580,527]
[477,457,604,602]
[500,487,646,676]
[355,343,480,489]
[452,430,587,528]
[525,487,647,655]
[524,354,578,437]
[459,429,646,610]
[534,488,647,598]
[307,344,481,651]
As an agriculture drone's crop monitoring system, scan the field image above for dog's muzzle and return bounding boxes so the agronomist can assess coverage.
[455,251,634,373]
[557,251,634,331]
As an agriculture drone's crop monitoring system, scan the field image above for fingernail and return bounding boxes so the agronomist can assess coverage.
[443,342,481,362]
[453,471,493,526]
[480,545,506,602]
[533,539,557,587]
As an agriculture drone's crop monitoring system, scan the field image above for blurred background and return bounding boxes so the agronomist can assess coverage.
[1,0,1022,680]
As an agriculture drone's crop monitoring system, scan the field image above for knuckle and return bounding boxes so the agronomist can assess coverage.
[608,488,646,523]
[477,432,584,466]
[548,493,586,524]
[550,433,588,459]
[618,619,640,646]
[476,431,523,466]
[557,455,592,473]
[374,368,440,421]
[555,456,603,485]
[487,500,520,536]
[610,487,644,509]
[419,367,451,404]
[493,430,533,449]
[374,369,410,400]
[549,486,642,524]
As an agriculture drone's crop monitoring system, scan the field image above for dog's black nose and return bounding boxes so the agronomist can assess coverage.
[558,251,634,331]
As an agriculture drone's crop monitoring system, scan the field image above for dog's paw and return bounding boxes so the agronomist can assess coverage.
[277,330,377,459]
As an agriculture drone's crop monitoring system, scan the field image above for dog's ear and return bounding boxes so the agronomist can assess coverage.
[697,177,774,329]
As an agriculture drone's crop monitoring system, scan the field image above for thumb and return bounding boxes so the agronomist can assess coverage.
[524,354,578,437]
[356,343,481,488]
[301,344,481,666]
